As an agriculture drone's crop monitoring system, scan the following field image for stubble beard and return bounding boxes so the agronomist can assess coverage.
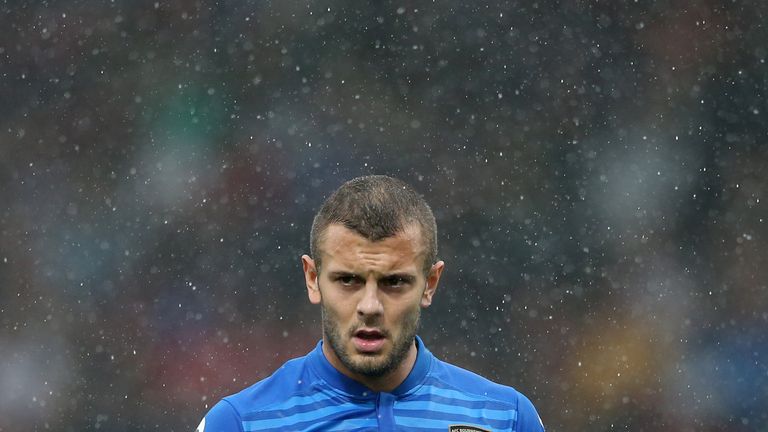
[321,301,421,378]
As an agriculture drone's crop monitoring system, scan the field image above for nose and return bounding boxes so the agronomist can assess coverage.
[356,281,383,318]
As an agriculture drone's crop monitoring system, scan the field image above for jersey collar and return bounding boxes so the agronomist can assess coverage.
[308,335,433,398]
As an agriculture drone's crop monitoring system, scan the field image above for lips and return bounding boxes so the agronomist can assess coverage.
[352,328,386,353]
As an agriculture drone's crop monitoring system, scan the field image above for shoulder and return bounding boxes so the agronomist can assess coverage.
[196,399,241,432]
[427,357,545,431]
[198,355,313,432]
[427,357,525,404]
[224,354,311,414]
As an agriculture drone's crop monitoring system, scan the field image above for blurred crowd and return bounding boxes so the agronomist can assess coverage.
[1,1,766,431]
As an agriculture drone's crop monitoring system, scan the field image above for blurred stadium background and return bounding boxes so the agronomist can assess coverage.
[1,1,766,430]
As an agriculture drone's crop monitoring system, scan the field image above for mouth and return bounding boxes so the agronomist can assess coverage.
[352,328,387,354]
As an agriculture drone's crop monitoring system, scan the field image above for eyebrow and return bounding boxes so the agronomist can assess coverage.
[326,271,416,283]
[327,271,360,279]
[381,273,416,283]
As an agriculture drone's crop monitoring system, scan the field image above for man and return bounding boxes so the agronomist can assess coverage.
[196,175,544,431]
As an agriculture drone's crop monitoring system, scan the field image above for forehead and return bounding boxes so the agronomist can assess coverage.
[318,223,425,272]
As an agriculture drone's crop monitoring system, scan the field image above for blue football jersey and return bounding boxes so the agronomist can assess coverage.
[196,336,544,431]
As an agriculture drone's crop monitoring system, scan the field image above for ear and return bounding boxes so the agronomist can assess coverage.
[420,260,444,308]
[302,254,322,304]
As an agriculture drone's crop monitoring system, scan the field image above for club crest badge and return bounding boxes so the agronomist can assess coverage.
[448,425,491,432]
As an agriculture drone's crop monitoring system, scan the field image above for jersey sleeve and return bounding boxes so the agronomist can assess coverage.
[195,399,243,432]
[516,393,545,432]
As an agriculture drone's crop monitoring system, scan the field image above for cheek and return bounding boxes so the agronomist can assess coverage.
[322,292,356,319]
[387,298,422,324]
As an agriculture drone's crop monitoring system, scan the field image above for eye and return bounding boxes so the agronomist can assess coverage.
[381,276,410,289]
[335,274,361,287]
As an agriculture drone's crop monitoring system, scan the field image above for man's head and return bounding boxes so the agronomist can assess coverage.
[301,175,444,390]
[309,175,438,275]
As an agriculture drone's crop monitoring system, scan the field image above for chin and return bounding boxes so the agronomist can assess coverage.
[351,349,389,363]
[350,361,391,378]
[346,349,391,374]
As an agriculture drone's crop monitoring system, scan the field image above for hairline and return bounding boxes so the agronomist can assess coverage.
[312,221,434,276]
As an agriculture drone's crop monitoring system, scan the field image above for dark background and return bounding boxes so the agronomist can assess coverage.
[1,1,766,431]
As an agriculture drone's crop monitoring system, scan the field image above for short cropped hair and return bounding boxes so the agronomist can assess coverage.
[310,175,438,274]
